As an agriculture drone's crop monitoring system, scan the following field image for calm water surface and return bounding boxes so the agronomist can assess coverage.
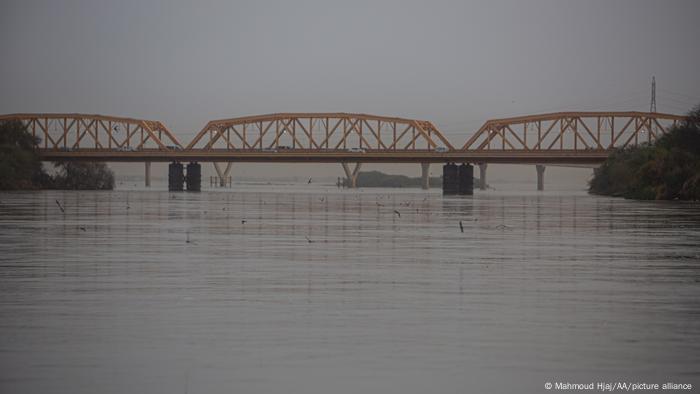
[1,185,699,393]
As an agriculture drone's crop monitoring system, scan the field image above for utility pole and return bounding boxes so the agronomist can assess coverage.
[650,76,656,113]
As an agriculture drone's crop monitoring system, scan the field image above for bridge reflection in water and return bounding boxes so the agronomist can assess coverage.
[0,111,685,192]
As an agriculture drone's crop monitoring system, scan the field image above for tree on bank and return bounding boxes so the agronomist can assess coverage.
[589,106,700,200]
[0,120,45,189]
[51,162,115,190]
[0,120,115,190]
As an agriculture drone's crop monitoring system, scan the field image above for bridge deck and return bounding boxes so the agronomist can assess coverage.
[38,149,610,164]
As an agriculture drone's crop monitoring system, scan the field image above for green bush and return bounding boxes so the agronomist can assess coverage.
[0,120,114,190]
[51,162,115,190]
[0,120,44,189]
[589,105,700,200]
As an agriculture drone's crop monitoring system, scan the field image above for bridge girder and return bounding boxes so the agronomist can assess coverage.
[0,113,182,151]
[186,113,455,151]
[461,111,685,151]
[0,111,690,163]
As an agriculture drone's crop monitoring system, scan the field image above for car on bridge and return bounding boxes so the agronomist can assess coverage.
[435,146,448,153]
[347,147,365,153]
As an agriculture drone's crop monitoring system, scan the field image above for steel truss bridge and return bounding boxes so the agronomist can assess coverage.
[0,111,687,189]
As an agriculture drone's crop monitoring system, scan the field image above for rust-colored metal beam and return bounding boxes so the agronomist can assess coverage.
[460,111,684,151]
[1,111,687,165]
[0,113,182,150]
[186,113,454,151]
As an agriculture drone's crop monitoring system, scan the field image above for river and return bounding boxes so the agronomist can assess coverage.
[1,184,699,393]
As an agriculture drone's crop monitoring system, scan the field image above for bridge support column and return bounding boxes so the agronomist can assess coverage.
[213,162,233,187]
[186,162,201,192]
[442,163,473,195]
[458,164,474,195]
[478,163,487,190]
[442,163,458,194]
[145,161,151,187]
[420,163,430,190]
[341,162,362,189]
[536,164,545,191]
[168,162,184,191]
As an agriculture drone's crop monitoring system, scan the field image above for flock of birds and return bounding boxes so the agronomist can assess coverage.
[52,194,514,245]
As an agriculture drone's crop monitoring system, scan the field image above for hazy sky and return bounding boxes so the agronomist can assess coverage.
[2,0,699,182]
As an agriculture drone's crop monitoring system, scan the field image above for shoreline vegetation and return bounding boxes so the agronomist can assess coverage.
[589,106,700,200]
[0,120,115,190]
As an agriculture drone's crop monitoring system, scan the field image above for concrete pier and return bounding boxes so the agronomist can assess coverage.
[443,163,474,195]
[442,163,459,194]
[536,164,545,191]
[145,161,151,187]
[213,162,233,187]
[420,163,430,190]
[186,162,201,192]
[458,164,474,195]
[341,162,362,188]
[478,163,487,190]
[168,162,184,191]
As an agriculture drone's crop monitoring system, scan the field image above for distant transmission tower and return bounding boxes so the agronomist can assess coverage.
[650,76,656,113]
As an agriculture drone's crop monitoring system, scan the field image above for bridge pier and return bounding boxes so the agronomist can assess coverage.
[213,162,233,187]
[341,162,362,188]
[443,163,458,194]
[478,163,487,190]
[168,162,184,191]
[536,164,546,191]
[186,162,201,191]
[145,161,151,187]
[458,164,474,195]
[443,163,473,195]
[420,163,430,190]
